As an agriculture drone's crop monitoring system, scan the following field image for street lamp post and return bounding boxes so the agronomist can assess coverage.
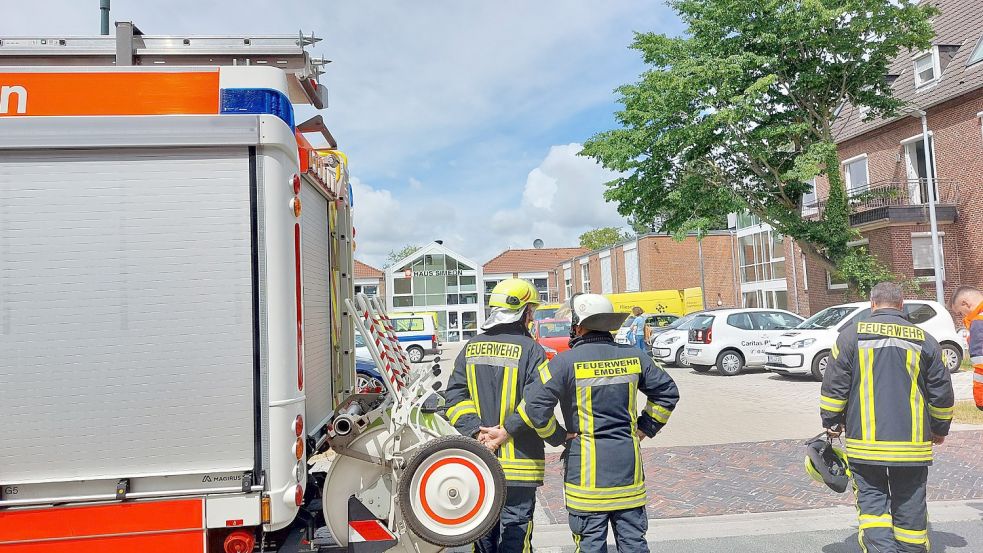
[914,110,945,304]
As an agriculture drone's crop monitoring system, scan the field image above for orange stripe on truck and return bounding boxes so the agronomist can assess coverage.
[0,499,204,551]
[0,71,219,117]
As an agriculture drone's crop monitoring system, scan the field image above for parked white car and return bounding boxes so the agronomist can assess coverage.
[686,308,805,376]
[650,312,704,367]
[764,300,965,381]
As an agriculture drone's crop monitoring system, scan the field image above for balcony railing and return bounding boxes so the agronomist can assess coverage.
[803,179,958,226]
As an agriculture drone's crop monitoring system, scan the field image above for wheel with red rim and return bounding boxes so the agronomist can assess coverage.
[397,435,505,546]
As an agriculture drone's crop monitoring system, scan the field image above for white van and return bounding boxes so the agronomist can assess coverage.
[390,313,440,362]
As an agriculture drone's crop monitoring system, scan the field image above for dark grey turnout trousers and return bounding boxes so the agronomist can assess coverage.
[852,463,930,553]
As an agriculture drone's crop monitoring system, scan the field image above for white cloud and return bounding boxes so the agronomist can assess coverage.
[408,177,424,191]
[353,143,629,267]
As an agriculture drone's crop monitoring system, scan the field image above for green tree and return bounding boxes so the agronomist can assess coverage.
[581,0,936,294]
[579,227,631,250]
[384,244,420,268]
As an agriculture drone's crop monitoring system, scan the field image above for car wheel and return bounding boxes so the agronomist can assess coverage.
[716,350,744,376]
[356,371,386,393]
[407,346,425,363]
[810,351,831,382]
[940,342,963,374]
[690,364,712,373]
[675,348,690,368]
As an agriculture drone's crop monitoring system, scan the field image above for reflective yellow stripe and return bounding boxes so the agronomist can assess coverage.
[645,401,672,424]
[517,401,557,439]
[446,401,478,424]
[820,395,847,413]
[537,360,552,384]
[928,404,954,420]
[466,364,481,418]
[573,533,581,553]
[893,526,928,544]
[629,380,642,485]
[522,521,533,553]
[576,386,595,488]
[832,343,840,359]
[859,348,876,441]
[858,513,893,530]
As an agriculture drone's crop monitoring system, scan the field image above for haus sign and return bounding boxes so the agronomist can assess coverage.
[410,269,464,277]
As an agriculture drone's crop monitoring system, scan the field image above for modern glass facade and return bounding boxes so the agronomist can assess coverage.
[386,245,483,343]
[734,214,790,310]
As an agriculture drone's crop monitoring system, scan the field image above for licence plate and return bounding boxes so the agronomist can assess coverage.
[686,348,699,356]
[767,354,782,364]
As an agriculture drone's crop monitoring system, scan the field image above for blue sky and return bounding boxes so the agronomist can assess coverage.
[2,1,683,266]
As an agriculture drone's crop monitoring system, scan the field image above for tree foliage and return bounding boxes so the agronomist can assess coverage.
[384,244,421,268]
[579,227,632,251]
[582,0,937,281]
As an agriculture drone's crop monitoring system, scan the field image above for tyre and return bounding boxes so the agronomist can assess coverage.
[407,345,425,363]
[355,371,386,393]
[940,342,963,374]
[690,364,712,373]
[810,351,831,382]
[675,348,691,368]
[716,350,744,376]
[397,435,506,547]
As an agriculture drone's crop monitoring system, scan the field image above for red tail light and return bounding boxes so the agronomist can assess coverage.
[224,530,256,553]
[432,335,438,348]
[294,484,305,506]
[706,328,713,343]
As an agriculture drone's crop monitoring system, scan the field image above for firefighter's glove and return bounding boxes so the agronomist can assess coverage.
[636,415,661,439]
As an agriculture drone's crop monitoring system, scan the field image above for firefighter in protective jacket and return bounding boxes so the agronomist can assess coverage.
[444,278,566,553]
[821,283,954,553]
[485,293,680,553]
[949,285,983,410]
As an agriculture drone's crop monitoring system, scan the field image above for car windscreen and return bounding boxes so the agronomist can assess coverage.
[797,306,856,329]
[535,308,558,321]
[538,321,571,338]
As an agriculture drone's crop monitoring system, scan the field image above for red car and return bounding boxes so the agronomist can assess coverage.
[532,318,572,359]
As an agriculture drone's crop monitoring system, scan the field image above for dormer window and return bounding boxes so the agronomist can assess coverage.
[913,48,940,87]
[969,35,983,66]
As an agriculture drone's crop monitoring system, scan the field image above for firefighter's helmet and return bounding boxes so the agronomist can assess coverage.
[482,279,541,330]
[804,435,851,493]
[570,293,629,332]
[487,279,541,311]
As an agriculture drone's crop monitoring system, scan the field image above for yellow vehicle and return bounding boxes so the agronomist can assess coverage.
[606,288,704,316]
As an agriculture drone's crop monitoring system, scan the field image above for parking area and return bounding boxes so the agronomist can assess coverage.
[432,340,978,448]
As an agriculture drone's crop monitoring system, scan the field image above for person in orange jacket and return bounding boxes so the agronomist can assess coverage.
[949,285,983,410]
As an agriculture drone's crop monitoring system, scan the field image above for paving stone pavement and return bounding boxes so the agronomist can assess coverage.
[533,430,983,525]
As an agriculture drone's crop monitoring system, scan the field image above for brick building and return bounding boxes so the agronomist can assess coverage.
[804,0,983,313]
[554,232,743,310]
[482,247,588,307]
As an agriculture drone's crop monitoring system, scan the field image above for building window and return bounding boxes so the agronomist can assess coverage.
[969,35,983,66]
[600,256,613,294]
[738,230,786,284]
[624,247,640,292]
[827,271,849,290]
[580,262,591,293]
[843,155,869,195]
[355,284,379,296]
[393,253,476,308]
[912,234,945,279]
[802,178,818,216]
[484,279,503,308]
[563,267,573,300]
[913,49,939,87]
[533,278,549,302]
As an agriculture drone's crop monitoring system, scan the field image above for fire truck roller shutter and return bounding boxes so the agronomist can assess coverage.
[0,147,256,486]
[300,179,334,434]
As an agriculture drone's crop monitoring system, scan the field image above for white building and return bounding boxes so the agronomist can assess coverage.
[385,241,484,343]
